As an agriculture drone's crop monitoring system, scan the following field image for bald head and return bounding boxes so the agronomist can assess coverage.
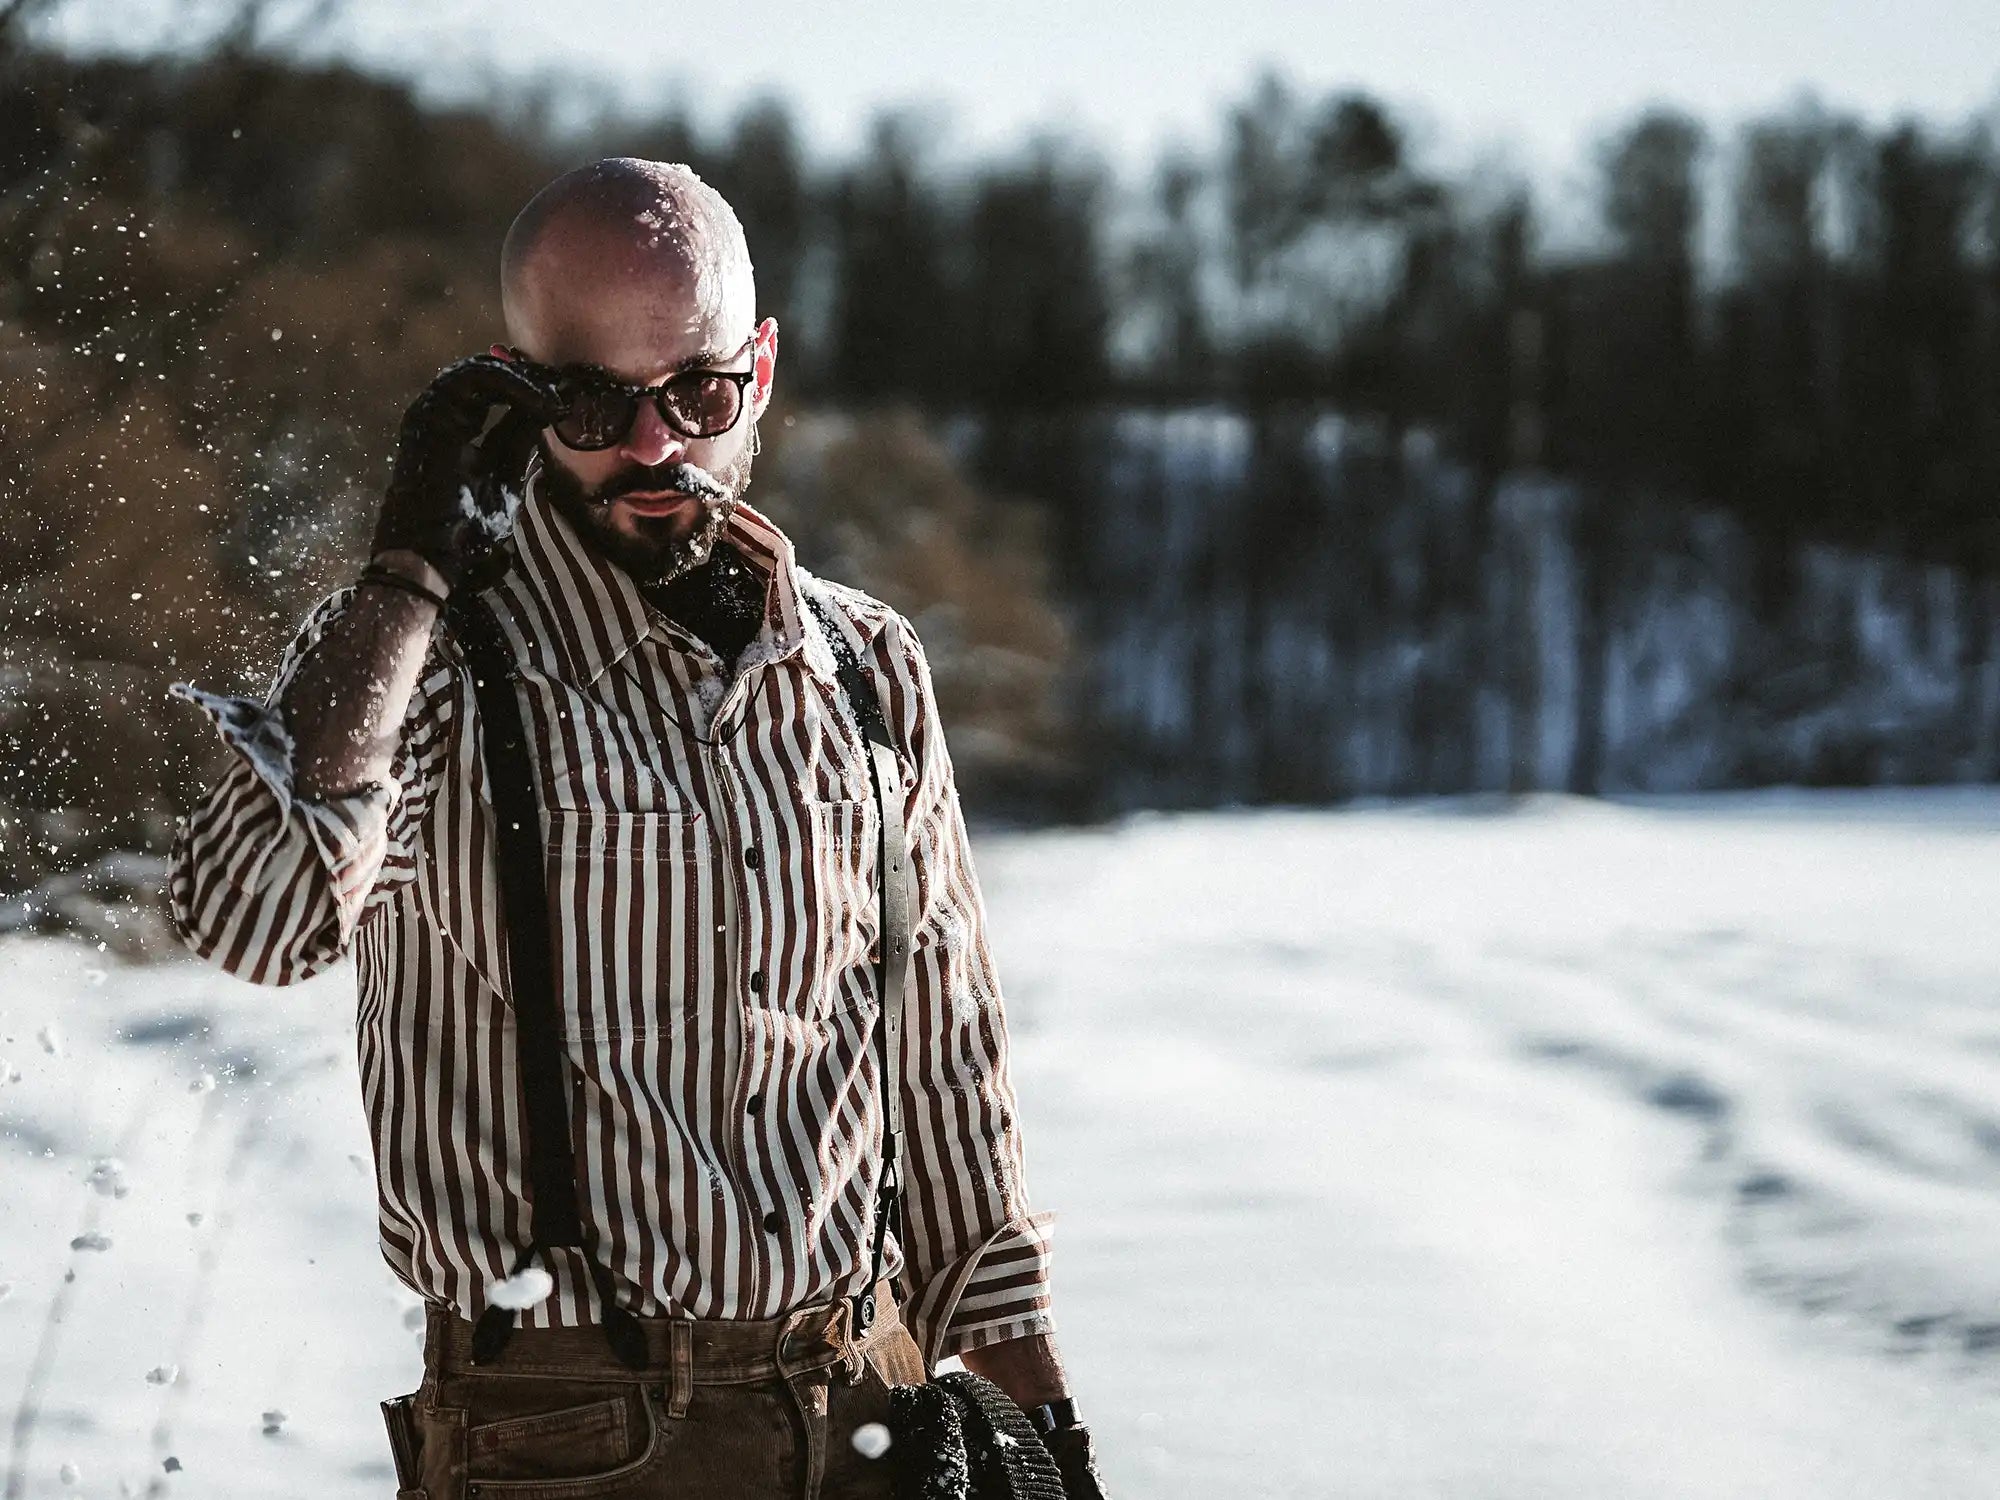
[500,157,757,375]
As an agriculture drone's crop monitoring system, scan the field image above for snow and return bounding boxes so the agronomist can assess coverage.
[486,1266,555,1311]
[851,1420,892,1458]
[3,789,2000,1496]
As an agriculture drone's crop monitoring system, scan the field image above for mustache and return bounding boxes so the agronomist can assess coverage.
[590,462,728,506]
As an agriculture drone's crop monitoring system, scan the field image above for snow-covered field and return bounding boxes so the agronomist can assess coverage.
[5,790,2000,1498]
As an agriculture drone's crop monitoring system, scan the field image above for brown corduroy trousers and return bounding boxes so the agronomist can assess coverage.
[389,1281,927,1500]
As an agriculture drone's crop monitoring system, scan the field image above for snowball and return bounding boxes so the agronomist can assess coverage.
[260,1408,286,1435]
[162,1456,182,1473]
[851,1421,892,1459]
[145,1365,178,1386]
[185,1212,204,1227]
[487,1266,554,1310]
[37,1024,60,1057]
[70,1232,111,1252]
[58,1461,78,1484]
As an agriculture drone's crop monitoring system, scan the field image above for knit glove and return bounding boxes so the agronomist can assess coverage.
[1045,1426,1109,1500]
[372,354,565,592]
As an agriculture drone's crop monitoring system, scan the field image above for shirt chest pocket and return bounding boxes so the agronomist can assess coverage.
[541,808,705,1040]
[801,797,881,1017]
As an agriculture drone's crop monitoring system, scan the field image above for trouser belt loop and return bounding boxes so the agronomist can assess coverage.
[668,1320,693,1418]
[837,1292,868,1387]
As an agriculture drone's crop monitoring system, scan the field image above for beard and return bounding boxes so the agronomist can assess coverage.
[534,437,755,588]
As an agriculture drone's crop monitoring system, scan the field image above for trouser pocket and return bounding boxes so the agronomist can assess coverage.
[381,1390,424,1493]
[467,1389,652,1481]
[427,1374,665,1497]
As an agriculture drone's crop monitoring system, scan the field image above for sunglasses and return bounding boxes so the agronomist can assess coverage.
[510,336,758,449]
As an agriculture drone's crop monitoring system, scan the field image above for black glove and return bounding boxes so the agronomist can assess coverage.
[1045,1424,1110,1500]
[372,354,565,592]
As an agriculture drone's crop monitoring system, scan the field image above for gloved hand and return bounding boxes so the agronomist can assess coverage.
[1045,1424,1110,1499]
[372,354,565,592]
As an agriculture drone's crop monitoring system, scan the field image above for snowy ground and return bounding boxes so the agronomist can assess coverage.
[5,789,2000,1497]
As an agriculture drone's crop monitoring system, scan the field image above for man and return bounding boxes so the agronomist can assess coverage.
[167,158,1108,1499]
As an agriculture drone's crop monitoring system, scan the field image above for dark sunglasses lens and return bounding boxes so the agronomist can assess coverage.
[554,387,635,450]
[661,374,743,438]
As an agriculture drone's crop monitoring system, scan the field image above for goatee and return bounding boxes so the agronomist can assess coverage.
[533,440,755,587]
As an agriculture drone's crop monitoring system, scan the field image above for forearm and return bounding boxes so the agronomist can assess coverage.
[286,549,446,800]
[956,1331,1069,1410]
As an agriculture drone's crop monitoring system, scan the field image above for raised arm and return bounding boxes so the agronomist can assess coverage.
[169,354,563,983]
[166,559,454,984]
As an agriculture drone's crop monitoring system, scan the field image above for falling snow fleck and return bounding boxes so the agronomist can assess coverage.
[852,1422,892,1459]
[85,1159,128,1198]
[487,1266,554,1310]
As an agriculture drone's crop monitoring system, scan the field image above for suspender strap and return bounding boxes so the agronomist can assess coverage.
[803,588,913,1337]
[447,592,646,1370]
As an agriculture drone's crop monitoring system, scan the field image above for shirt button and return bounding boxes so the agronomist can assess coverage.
[744,845,763,870]
[748,970,765,994]
[762,1210,782,1233]
[747,1092,765,1115]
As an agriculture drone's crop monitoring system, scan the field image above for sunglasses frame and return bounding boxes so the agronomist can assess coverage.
[509,335,760,450]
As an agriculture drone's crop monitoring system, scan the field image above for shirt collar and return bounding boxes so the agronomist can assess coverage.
[502,467,843,691]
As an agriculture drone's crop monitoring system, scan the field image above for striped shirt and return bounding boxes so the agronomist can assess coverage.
[166,475,1054,1363]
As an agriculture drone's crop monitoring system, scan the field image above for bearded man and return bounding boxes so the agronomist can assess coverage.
[167,157,1108,1500]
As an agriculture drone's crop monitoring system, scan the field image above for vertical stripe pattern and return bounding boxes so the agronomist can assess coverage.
[167,481,1054,1361]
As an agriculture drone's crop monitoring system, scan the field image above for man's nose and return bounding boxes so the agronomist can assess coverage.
[618,396,688,468]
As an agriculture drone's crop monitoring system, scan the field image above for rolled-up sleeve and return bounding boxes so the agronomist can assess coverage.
[167,585,453,986]
[874,612,1056,1366]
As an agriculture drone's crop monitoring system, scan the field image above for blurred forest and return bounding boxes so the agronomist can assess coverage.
[3,6,2000,940]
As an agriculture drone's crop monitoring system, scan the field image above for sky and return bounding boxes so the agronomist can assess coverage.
[39,0,2000,180]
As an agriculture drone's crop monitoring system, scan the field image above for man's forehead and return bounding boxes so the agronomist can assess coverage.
[540,332,750,385]
[512,226,753,379]
[532,298,748,383]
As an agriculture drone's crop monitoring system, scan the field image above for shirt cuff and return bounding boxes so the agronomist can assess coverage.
[170,681,398,915]
[899,1208,1056,1368]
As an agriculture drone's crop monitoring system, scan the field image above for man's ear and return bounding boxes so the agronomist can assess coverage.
[751,317,779,419]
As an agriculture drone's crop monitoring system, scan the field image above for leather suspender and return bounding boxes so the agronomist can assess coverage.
[447,582,911,1361]
[448,593,647,1369]
[802,588,913,1337]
